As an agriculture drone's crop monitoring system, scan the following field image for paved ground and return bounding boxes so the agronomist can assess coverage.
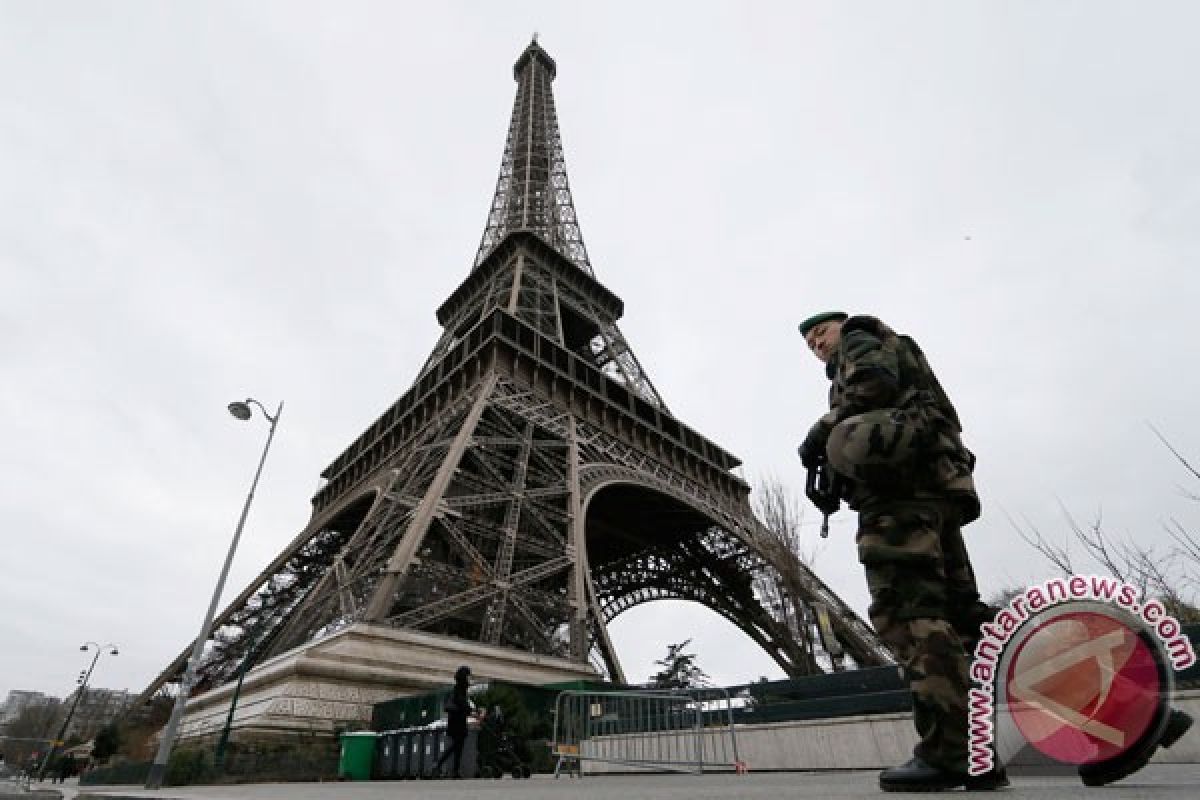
[5,763,1195,800]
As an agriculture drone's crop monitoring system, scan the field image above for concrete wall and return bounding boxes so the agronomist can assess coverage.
[173,622,597,743]
[577,688,1200,773]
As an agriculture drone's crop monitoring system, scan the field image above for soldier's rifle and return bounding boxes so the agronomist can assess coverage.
[805,458,842,538]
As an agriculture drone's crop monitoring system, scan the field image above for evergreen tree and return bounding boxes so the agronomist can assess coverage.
[650,639,709,688]
[92,722,121,762]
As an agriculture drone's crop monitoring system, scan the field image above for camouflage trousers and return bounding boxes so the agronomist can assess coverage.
[856,496,995,773]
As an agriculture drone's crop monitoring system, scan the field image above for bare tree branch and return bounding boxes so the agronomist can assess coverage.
[753,475,820,566]
[1120,540,1188,615]
[1166,518,1200,564]
[1006,510,1073,575]
[751,474,828,672]
[1148,422,1200,483]
[1011,428,1199,623]
[1165,519,1200,602]
[1056,502,1142,589]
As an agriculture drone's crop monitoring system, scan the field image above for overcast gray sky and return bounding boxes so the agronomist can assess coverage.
[3,1,1198,699]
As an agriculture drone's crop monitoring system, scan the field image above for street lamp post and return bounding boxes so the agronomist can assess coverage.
[144,398,283,790]
[37,642,118,781]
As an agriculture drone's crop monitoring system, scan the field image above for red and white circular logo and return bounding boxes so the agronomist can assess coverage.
[999,604,1169,766]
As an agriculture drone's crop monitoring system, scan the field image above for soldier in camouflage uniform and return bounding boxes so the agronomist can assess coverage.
[797,311,1005,792]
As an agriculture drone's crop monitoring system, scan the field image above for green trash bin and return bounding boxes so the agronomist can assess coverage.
[339,731,377,780]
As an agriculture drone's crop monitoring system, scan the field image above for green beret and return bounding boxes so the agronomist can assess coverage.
[798,311,848,336]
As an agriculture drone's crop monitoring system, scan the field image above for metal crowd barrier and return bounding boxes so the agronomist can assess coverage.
[552,688,742,777]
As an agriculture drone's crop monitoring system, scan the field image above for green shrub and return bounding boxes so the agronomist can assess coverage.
[165,747,214,786]
[79,759,151,786]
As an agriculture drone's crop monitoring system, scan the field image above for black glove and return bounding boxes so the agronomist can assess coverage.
[798,419,832,469]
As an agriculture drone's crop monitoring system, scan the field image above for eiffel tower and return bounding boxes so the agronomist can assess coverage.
[141,39,887,739]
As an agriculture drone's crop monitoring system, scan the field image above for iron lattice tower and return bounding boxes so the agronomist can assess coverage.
[143,40,887,702]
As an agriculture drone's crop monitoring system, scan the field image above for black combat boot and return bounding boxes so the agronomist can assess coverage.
[879,757,1009,792]
[1079,708,1193,787]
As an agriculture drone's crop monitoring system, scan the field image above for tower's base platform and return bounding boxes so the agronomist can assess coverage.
[171,622,598,743]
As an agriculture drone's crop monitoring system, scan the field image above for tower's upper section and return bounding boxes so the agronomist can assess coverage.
[474,38,593,275]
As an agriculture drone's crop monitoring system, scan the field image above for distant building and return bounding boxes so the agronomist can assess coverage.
[1,690,59,728]
[60,687,132,741]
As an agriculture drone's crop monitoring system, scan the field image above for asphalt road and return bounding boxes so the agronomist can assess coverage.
[8,763,1193,800]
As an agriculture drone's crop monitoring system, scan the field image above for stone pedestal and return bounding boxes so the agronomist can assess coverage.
[172,622,598,743]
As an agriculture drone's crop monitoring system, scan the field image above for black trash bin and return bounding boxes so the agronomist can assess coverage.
[417,729,442,778]
[395,729,416,779]
[409,730,424,778]
[374,732,397,779]
[421,728,481,778]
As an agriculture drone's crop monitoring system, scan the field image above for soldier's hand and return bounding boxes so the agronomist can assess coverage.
[799,419,832,468]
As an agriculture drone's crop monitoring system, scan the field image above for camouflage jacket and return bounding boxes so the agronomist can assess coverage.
[820,315,980,521]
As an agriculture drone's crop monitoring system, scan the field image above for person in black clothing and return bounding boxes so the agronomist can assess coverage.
[435,665,474,779]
